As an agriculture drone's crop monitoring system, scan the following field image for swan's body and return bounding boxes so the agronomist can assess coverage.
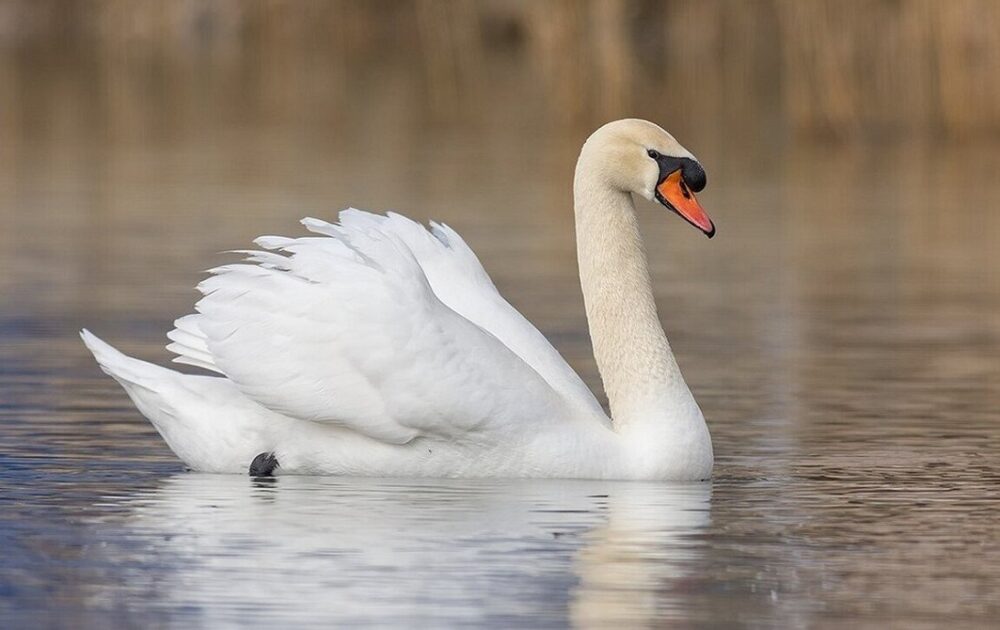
[83,119,716,480]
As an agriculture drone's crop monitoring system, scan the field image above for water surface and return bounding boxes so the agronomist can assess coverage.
[1,45,999,628]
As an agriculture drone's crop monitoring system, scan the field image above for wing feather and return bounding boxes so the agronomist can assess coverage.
[337,210,609,424]
[166,210,609,443]
[174,214,568,444]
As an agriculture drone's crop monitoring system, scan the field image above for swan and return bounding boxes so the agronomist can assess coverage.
[81,118,716,480]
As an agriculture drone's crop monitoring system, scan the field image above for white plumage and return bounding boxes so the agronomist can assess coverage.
[83,119,715,480]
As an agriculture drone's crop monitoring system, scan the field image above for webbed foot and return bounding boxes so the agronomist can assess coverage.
[249,452,279,477]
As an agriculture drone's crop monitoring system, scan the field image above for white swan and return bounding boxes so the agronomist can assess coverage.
[82,119,716,480]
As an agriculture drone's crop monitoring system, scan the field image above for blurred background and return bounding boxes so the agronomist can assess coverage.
[4,0,1000,138]
[0,0,1000,141]
[1,1,999,627]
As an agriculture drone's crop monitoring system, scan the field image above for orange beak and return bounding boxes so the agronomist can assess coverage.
[656,170,715,238]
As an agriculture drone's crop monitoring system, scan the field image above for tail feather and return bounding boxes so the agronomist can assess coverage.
[80,329,269,472]
[80,329,171,390]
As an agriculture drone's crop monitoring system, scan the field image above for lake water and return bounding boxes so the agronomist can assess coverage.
[1,45,1000,628]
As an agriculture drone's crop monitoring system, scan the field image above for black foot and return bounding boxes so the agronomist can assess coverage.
[249,452,279,477]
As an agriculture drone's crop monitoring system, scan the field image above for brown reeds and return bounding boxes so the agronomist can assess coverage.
[775,0,1000,140]
[1,0,997,140]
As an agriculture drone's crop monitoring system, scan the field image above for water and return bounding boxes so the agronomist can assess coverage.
[2,46,1000,628]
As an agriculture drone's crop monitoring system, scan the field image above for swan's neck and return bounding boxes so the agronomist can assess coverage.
[573,167,697,433]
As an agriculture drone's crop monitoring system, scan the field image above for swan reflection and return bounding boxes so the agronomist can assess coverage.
[113,475,711,626]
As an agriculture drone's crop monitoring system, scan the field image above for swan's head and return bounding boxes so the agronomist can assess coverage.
[579,118,714,238]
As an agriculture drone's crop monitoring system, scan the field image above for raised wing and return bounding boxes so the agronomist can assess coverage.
[332,210,607,424]
[166,212,592,444]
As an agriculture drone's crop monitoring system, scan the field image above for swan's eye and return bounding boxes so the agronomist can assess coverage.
[647,149,660,160]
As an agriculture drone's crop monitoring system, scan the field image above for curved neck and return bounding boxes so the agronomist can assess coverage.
[573,161,692,430]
